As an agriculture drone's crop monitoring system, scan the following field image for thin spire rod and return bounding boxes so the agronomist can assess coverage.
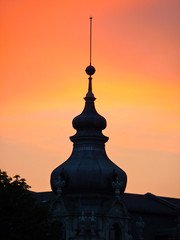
[90,17,92,65]
[85,17,95,77]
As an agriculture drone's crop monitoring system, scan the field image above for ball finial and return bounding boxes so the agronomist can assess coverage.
[85,65,96,76]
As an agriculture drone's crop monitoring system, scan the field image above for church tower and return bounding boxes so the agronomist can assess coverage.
[50,18,131,240]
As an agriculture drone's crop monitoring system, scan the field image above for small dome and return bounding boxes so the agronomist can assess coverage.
[72,104,106,131]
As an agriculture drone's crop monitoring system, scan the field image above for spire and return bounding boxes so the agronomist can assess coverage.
[85,17,96,99]
[90,16,92,66]
[69,17,108,143]
[50,18,127,198]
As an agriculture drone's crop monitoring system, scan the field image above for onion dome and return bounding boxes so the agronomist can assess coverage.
[70,72,108,144]
[72,102,106,132]
[50,66,127,197]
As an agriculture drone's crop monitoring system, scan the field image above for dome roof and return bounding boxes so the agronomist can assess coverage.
[50,70,127,197]
[51,148,127,195]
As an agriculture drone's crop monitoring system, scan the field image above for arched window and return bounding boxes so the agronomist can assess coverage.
[109,224,121,240]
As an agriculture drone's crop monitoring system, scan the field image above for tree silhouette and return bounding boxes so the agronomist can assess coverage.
[0,170,63,240]
[13,174,20,181]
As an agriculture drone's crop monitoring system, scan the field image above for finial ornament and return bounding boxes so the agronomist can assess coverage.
[136,216,145,240]
[85,17,96,99]
[85,17,96,76]
[56,175,65,198]
[90,17,92,66]
[79,211,87,236]
[112,176,123,197]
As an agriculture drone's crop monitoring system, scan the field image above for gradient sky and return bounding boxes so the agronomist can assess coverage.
[0,0,180,198]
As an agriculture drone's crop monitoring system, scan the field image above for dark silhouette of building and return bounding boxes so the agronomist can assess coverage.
[34,64,180,240]
[34,19,180,239]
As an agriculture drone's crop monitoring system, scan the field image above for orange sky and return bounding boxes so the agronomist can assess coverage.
[0,0,180,198]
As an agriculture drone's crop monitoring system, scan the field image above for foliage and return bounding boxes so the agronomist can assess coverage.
[0,170,62,240]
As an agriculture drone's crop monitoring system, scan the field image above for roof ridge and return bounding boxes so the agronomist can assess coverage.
[145,192,180,212]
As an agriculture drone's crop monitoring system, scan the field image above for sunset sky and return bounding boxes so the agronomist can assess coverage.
[0,0,180,198]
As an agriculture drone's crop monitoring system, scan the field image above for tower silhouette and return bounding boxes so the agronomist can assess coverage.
[47,18,180,240]
[50,17,130,240]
